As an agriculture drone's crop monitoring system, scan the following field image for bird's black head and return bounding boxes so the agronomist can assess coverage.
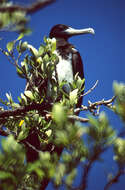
[49,24,95,40]
[49,24,70,39]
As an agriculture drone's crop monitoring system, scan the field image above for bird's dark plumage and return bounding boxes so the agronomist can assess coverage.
[49,24,94,107]
[49,24,71,39]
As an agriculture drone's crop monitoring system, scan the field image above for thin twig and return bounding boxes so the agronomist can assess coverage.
[25,141,41,153]
[82,80,99,97]
[0,47,14,66]
[104,168,125,190]
[68,115,89,123]
[74,96,116,114]
[0,0,56,14]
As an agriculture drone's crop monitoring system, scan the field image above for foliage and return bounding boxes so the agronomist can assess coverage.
[0,34,125,190]
[0,0,55,34]
[0,0,30,34]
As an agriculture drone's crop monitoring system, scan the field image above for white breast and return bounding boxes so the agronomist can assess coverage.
[54,50,73,83]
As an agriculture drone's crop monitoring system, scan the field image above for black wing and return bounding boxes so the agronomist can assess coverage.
[72,49,84,109]
[72,48,84,79]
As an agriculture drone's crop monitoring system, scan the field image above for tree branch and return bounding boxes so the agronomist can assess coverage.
[82,80,99,97]
[68,115,89,123]
[74,96,116,115]
[0,0,56,14]
[25,141,41,153]
[0,105,89,137]
[0,102,51,119]
[78,147,106,190]
[0,96,116,129]
[104,168,125,190]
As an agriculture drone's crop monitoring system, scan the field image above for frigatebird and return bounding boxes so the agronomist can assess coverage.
[49,24,95,108]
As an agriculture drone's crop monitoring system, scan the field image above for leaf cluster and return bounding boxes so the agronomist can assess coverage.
[0,1,30,33]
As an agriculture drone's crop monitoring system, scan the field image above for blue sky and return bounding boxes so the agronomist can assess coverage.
[0,0,125,189]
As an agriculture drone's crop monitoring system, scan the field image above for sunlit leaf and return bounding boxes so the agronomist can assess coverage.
[6,93,12,103]
[45,129,52,137]
[16,33,24,41]
[20,41,28,52]
[16,67,25,78]
[69,89,78,105]
[24,90,34,100]
[28,44,38,57]
[6,41,15,52]
[21,93,27,104]
[38,45,45,56]
[51,38,56,52]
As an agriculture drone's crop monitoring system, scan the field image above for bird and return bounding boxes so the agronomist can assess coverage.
[49,24,95,108]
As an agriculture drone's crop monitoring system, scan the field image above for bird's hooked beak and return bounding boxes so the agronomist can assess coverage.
[65,27,95,37]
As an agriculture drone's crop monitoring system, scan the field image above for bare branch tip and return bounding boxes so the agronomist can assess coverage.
[82,80,99,97]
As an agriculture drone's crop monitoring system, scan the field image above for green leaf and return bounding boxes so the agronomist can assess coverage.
[6,41,15,52]
[55,130,69,145]
[43,54,49,63]
[2,135,23,153]
[37,57,43,65]
[77,77,85,90]
[44,36,47,43]
[66,169,77,186]
[16,33,24,41]
[114,138,125,164]
[0,171,16,181]
[6,93,13,103]
[6,93,10,101]
[11,102,20,108]
[52,103,67,125]
[21,61,28,74]
[16,67,25,78]
[24,90,34,100]
[69,89,78,105]
[45,129,52,137]
[39,152,51,161]
[51,38,56,52]
[21,93,27,104]
[54,163,66,185]
[20,41,28,52]
[38,45,45,56]
[18,126,29,141]
[28,44,38,57]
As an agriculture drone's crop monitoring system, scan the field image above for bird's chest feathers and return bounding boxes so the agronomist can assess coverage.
[55,52,73,83]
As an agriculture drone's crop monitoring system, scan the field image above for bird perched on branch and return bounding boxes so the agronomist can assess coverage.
[49,24,95,108]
